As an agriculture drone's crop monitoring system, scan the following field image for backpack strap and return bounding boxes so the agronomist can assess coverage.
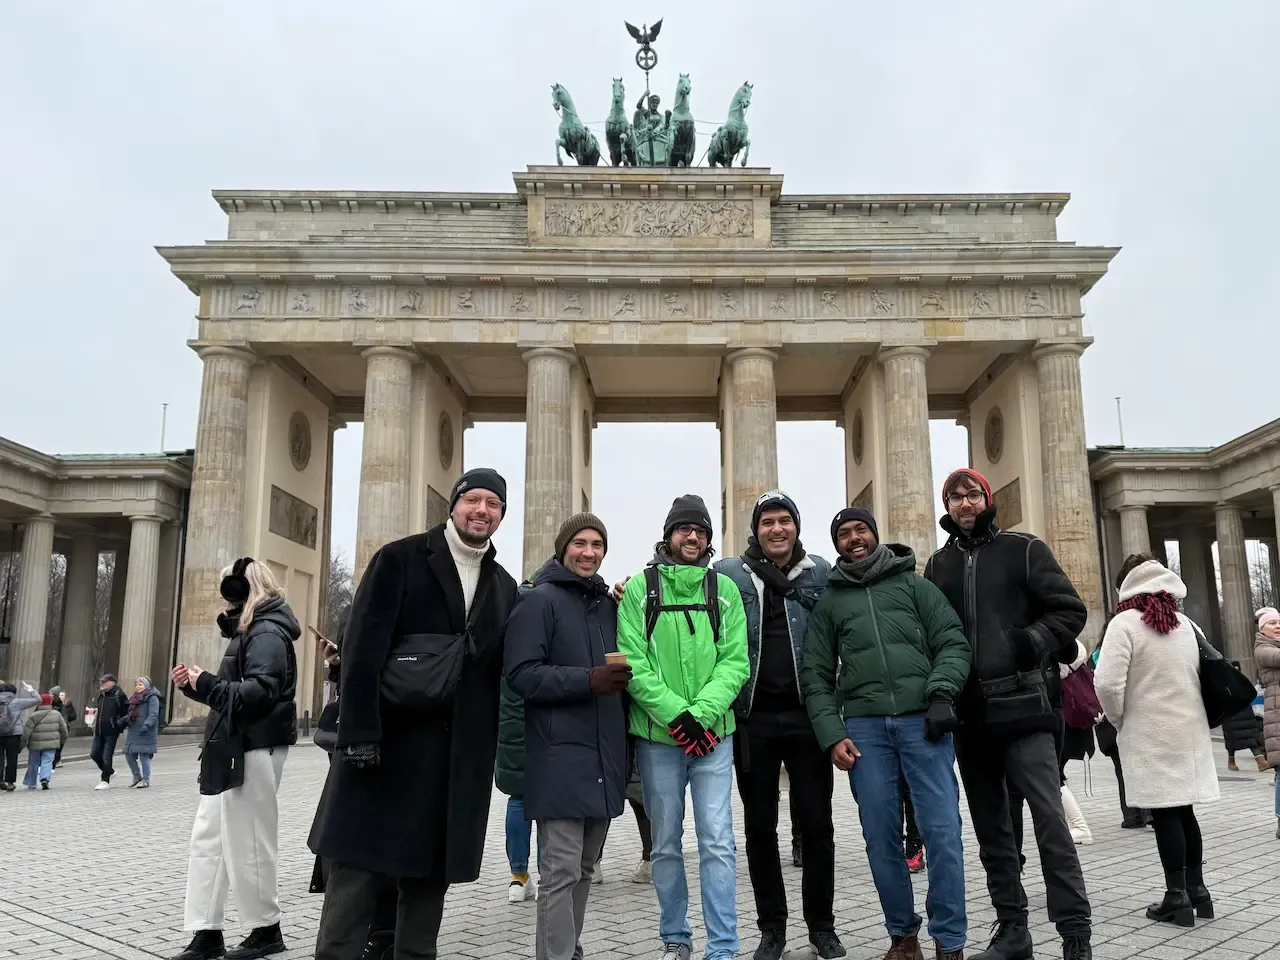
[643,566,663,641]
[643,565,721,644]
[703,570,721,645]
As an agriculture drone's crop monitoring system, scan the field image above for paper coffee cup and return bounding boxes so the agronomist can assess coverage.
[605,652,628,666]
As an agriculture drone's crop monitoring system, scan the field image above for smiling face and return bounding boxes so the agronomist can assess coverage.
[945,476,988,532]
[669,523,710,565]
[134,680,145,694]
[836,520,878,562]
[756,508,797,565]
[452,489,504,546]
[563,529,605,578]
[1263,620,1280,640]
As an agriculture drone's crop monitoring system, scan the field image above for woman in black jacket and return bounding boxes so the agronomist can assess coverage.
[168,558,299,960]
[1222,661,1267,772]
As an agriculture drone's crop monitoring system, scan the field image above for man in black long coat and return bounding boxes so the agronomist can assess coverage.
[311,468,518,960]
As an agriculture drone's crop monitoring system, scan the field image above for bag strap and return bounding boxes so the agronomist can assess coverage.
[1186,617,1220,660]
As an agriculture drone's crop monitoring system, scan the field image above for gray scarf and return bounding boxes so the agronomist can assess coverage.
[835,543,895,585]
[650,543,711,568]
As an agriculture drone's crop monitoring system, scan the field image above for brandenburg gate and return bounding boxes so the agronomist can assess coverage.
[158,164,1118,718]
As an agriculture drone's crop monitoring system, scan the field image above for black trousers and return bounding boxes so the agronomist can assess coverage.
[90,731,119,783]
[956,730,1091,936]
[1149,806,1203,876]
[0,735,20,785]
[734,726,835,935]
[630,798,653,860]
[901,781,921,857]
[1110,751,1149,825]
[315,861,444,960]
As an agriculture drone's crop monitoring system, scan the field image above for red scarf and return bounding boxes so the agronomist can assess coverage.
[1116,591,1180,634]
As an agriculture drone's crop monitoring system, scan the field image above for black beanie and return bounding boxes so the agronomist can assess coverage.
[663,494,714,541]
[555,512,608,560]
[830,506,879,549]
[450,468,507,512]
[751,489,800,538]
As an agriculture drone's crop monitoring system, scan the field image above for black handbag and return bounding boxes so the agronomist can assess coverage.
[1189,620,1257,728]
[379,631,474,710]
[312,700,340,752]
[198,701,245,796]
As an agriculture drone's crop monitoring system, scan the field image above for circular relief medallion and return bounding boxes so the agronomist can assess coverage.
[582,410,592,467]
[985,407,1005,465]
[851,409,865,465]
[438,411,454,471]
[288,411,312,472]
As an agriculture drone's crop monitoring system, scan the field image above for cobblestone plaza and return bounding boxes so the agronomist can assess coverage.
[4,741,1277,960]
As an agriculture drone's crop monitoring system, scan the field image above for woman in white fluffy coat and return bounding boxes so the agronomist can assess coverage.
[1094,555,1217,927]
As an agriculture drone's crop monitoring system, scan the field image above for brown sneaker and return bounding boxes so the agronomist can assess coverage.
[936,946,964,960]
[1227,758,1239,771]
[1257,754,1271,772]
[884,934,925,960]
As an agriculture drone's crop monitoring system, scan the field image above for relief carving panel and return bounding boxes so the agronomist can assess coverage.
[993,477,1023,528]
[269,485,318,549]
[544,199,754,239]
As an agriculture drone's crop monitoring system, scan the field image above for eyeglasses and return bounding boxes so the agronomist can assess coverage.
[674,523,709,539]
[946,490,987,507]
[459,493,504,512]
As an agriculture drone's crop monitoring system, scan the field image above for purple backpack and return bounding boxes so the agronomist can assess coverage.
[1061,667,1103,730]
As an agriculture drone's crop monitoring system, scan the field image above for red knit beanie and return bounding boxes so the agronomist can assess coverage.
[942,468,993,506]
[39,694,52,706]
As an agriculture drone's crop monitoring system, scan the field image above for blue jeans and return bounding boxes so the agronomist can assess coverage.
[845,714,967,952]
[23,749,54,787]
[506,795,540,874]
[636,737,738,960]
[126,752,153,782]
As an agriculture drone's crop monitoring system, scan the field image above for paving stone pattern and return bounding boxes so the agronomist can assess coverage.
[2,742,1278,960]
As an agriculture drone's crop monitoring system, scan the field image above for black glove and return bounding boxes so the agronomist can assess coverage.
[1008,627,1042,671]
[923,699,959,742]
[668,712,707,757]
[699,727,722,755]
[342,742,380,769]
[588,664,633,695]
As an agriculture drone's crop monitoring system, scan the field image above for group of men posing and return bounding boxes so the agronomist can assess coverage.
[307,465,1094,960]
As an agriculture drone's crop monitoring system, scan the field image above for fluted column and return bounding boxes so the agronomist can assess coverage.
[174,345,254,722]
[727,349,779,557]
[1033,341,1103,645]
[1117,505,1152,559]
[1176,524,1213,638]
[1215,503,1254,673]
[118,516,163,684]
[355,347,416,582]
[59,534,99,712]
[9,516,55,686]
[879,345,934,568]
[1202,540,1223,644]
[522,348,575,579]
[1272,486,1280,558]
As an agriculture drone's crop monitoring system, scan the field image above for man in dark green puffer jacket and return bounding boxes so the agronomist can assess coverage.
[799,507,971,960]
[497,578,539,904]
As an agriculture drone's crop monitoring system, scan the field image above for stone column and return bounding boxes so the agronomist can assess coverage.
[727,349,779,557]
[1215,503,1254,674]
[8,516,55,687]
[117,515,163,684]
[1267,536,1279,609]
[59,534,99,713]
[1177,524,1213,638]
[104,545,129,678]
[1117,505,1152,559]
[355,347,416,582]
[522,348,575,580]
[174,345,254,722]
[1202,541,1223,645]
[955,412,974,468]
[1033,341,1103,645]
[879,345,934,568]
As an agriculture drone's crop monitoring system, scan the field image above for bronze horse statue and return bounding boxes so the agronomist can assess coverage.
[668,74,696,168]
[708,82,752,168]
[552,83,601,166]
[606,78,636,167]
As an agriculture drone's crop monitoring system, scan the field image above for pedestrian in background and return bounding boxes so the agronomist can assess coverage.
[22,693,68,790]
[0,681,40,792]
[125,676,162,788]
[90,674,130,790]
[1254,607,1280,839]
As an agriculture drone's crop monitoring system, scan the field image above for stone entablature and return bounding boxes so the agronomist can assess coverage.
[0,438,191,523]
[1091,417,1280,510]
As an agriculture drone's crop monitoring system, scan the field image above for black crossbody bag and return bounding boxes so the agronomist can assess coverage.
[198,637,248,796]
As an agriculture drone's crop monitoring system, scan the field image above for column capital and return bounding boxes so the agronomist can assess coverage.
[195,344,258,365]
[361,345,419,364]
[1116,504,1149,514]
[725,347,778,366]
[877,343,933,364]
[521,346,576,365]
[1031,338,1093,363]
[1214,501,1242,515]
[125,513,167,525]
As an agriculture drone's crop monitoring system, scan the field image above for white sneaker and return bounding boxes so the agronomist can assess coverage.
[94,782,110,791]
[592,863,603,885]
[631,860,652,883]
[508,878,536,903]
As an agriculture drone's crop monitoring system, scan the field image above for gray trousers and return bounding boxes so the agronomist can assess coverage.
[536,818,610,960]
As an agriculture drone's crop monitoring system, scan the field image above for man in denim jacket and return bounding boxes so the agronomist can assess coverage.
[713,491,843,960]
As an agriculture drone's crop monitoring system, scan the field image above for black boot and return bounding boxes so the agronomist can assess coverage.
[754,929,787,960]
[1186,861,1213,919]
[971,918,1033,960]
[359,931,395,960]
[1146,870,1194,927]
[171,930,225,960]
[225,924,285,960]
[1061,933,1092,960]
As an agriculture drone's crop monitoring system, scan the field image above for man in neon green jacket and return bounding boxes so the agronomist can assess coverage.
[617,494,750,960]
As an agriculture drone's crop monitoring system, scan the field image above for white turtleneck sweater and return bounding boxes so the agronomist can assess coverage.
[444,519,489,613]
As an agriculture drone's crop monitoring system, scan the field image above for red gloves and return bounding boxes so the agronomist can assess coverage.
[669,712,721,757]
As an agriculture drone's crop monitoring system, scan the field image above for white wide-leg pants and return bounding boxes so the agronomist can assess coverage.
[183,746,289,931]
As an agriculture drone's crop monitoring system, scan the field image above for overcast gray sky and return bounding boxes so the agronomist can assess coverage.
[3,1,1276,582]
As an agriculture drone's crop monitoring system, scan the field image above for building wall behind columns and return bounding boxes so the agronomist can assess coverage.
[570,363,594,514]
[408,361,465,535]
[719,363,736,542]
[148,521,183,693]
[240,364,329,707]
[966,361,1044,535]
[842,362,889,521]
